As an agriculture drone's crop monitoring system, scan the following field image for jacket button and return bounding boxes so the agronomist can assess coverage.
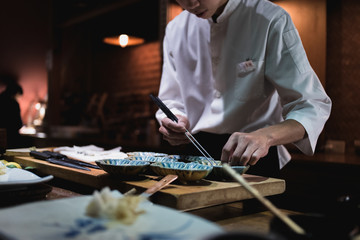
[214,90,221,98]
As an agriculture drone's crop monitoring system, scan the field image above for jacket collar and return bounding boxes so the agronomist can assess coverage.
[208,0,241,23]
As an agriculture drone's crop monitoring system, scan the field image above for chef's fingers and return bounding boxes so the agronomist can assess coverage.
[159,125,186,139]
[221,134,244,164]
[233,141,270,166]
[247,152,262,165]
[237,147,257,166]
[161,117,187,133]
[176,115,190,129]
[221,138,233,163]
[229,144,248,165]
[247,146,270,165]
[159,125,190,145]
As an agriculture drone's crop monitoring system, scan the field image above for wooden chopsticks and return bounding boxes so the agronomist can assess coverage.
[222,163,306,236]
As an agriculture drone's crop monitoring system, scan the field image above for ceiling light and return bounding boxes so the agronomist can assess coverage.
[103,34,145,48]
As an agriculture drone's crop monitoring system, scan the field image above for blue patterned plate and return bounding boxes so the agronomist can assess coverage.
[150,162,212,182]
[185,156,249,180]
[209,165,250,180]
[126,151,168,157]
[96,159,150,176]
[127,156,177,163]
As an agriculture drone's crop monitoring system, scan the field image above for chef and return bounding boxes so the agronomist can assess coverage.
[155,0,331,177]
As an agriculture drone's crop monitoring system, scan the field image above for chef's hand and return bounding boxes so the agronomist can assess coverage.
[159,115,190,145]
[221,132,270,166]
[221,120,306,166]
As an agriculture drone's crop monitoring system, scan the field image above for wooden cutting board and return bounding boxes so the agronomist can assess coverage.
[11,155,286,211]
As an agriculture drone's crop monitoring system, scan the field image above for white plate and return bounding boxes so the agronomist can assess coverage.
[0,168,53,188]
[0,192,224,240]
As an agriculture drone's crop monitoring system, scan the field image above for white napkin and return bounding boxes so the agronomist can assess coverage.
[53,145,128,162]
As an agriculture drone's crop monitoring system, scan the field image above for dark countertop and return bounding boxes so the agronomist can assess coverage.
[290,151,360,166]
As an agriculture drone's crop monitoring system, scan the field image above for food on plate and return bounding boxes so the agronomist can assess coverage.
[86,187,145,225]
[5,162,22,169]
[0,160,8,165]
[0,162,6,175]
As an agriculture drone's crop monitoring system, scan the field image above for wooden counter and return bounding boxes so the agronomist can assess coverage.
[12,155,286,211]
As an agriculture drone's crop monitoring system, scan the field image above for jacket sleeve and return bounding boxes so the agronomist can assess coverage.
[155,23,187,124]
[265,12,332,155]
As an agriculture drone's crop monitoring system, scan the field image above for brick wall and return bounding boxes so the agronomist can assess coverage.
[92,41,162,95]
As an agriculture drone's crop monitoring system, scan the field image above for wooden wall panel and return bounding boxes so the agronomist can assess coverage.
[274,0,327,85]
[325,0,360,152]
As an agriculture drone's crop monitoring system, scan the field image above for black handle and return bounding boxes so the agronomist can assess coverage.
[30,151,52,160]
[30,150,99,170]
[150,94,178,123]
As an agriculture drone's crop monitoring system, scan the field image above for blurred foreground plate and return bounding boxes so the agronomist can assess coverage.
[0,168,53,189]
[0,191,224,240]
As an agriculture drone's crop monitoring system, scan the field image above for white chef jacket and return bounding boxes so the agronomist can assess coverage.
[156,0,332,168]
